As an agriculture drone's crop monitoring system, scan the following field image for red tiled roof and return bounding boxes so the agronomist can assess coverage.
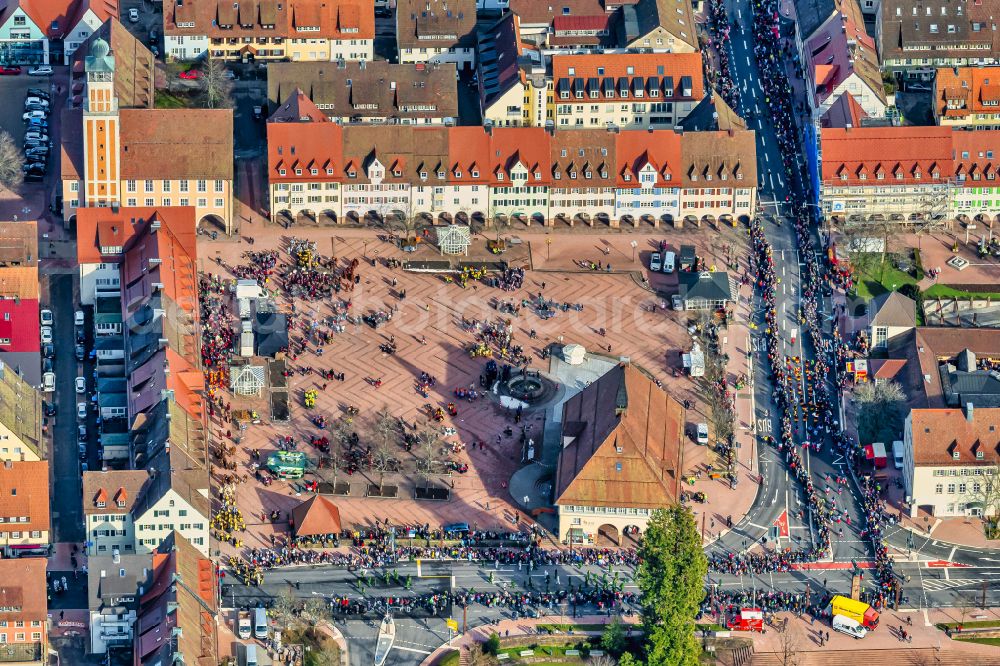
[951,130,1000,185]
[489,128,551,185]
[165,0,374,41]
[910,408,1000,467]
[0,559,47,624]
[614,129,681,187]
[933,67,1000,119]
[0,298,40,353]
[76,208,191,266]
[0,461,49,536]
[447,126,491,184]
[821,126,955,186]
[268,116,344,183]
[552,14,609,31]
[551,52,704,101]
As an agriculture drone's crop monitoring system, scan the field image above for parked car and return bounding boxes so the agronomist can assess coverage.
[78,426,87,442]
[40,309,53,326]
[77,402,88,420]
[26,88,50,100]
[148,29,158,44]
[75,344,85,361]
[40,326,52,344]
[0,66,21,75]
[22,162,46,173]
[24,96,48,108]
[23,170,44,182]
[27,65,53,76]
[42,344,54,359]
[24,139,50,150]
[76,328,85,343]
[78,443,87,460]
[42,372,55,393]
[151,45,159,57]
[42,357,53,373]
[42,400,56,416]
[75,310,85,326]
[662,250,676,273]
[696,423,709,445]
[252,105,263,120]
[25,149,49,161]
[23,110,47,122]
[179,69,200,80]
[650,252,662,272]
[75,376,86,393]
[128,7,139,21]
[222,68,235,79]
[25,119,48,131]
[24,131,49,143]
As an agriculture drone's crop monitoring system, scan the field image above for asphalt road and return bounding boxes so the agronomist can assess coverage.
[227,561,638,666]
[49,274,84,544]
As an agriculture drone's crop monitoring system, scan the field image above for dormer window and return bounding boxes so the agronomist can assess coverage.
[497,173,504,181]
[859,172,867,180]
[896,171,903,180]
[914,170,921,179]
[310,168,318,175]
[471,170,479,178]
[840,173,848,181]
[720,173,728,181]
[534,172,541,180]
[600,170,608,178]
[555,172,562,180]
[117,499,125,508]
[736,172,743,180]
[876,171,885,180]
[977,450,984,459]
[953,451,960,459]
[437,171,445,179]
[392,169,401,177]
[326,168,334,175]
[585,171,592,178]
[570,171,577,179]
[624,173,631,181]
[97,500,106,508]
[347,170,357,178]
[295,169,302,176]
[455,171,462,178]
[419,171,428,180]
[279,169,287,176]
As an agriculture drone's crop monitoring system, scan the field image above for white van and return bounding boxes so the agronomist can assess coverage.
[832,614,867,639]
[242,643,258,666]
[663,251,676,273]
[42,372,55,393]
[892,440,904,469]
[253,607,268,640]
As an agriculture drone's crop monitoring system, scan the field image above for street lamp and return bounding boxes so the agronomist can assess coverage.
[546,236,552,260]
[630,240,638,262]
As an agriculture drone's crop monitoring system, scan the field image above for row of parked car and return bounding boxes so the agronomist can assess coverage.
[22,87,51,181]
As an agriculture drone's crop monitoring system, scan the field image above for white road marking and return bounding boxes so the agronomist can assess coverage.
[394,646,433,655]
[746,56,751,67]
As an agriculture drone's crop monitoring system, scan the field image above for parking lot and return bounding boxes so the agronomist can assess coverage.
[0,71,62,218]
[119,0,161,55]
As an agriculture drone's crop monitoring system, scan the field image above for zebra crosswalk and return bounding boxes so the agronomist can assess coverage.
[920,577,985,592]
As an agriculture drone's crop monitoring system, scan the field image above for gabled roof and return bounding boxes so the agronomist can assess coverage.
[396,0,475,49]
[0,460,49,535]
[489,127,551,184]
[621,0,698,51]
[679,129,757,187]
[0,559,46,621]
[0,363,43,459]
[82,470,149,515]
[291,495,342,536]
[820,91,869,129]
[71,18,154,110]
[679,270,733,301]
[555,364,683,508]
[870,290,916,328]
[614,128,681,186]
[909,407,1000,466]
[268,87,329,123]
[821,126,954,185]
[165,0,374,41]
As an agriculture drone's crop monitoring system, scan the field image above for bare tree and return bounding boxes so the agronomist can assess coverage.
[842,219,903,285]
[370,405,399,494]
[0,131,24,191]
[416,428,441,490]
[777,623,802,666]
[970,460,1000,537]
[301,597,329,623]
[271,588,301,626]
[589,656,618,666]
[855,380,906,444]
[466,644,498,666]
[200,58,234,109]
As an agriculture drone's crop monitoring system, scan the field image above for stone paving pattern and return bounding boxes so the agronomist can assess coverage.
[199,224,762,557]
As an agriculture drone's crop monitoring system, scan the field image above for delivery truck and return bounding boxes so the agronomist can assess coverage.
[828,595,879,629]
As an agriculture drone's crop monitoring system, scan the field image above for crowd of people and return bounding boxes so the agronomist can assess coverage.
[704,0,740,110]
[697,0,901,609]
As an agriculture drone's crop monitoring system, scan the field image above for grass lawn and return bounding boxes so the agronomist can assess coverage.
[437,650,460,666]
[155,90,197,109]
[852,261,919,301]
[935,620,1000,630]
[956,636,1000,647]
[535,623,610,633]
[923,284,1000,300]
[282,625,341,666]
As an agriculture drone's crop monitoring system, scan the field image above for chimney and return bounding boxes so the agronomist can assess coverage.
[3,460,11,470]
[966,402,974,422]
